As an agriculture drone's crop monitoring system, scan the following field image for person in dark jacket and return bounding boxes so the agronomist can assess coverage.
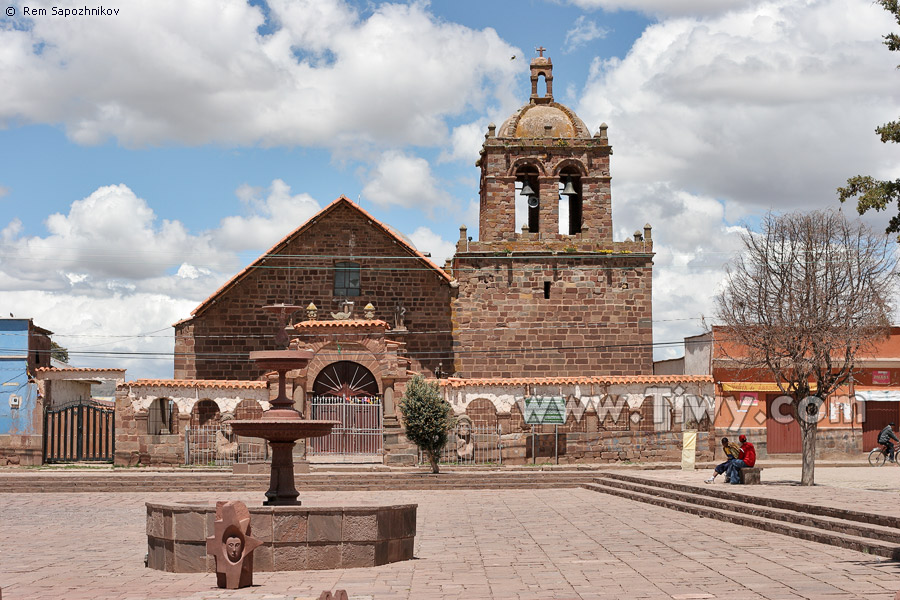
[878,422,899,462]
[727,434,756,484]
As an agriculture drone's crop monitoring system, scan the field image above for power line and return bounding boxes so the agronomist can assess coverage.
[0,337,690,363]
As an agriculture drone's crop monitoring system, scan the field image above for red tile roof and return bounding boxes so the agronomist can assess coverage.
[35,367,126,373]
[124,379,267,390]
[177,196,452,325]
[439,375,713,387]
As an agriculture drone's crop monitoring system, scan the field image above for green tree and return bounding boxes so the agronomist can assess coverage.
[50,341,69,364]
[838,1,900,231]
[398,375,455,474]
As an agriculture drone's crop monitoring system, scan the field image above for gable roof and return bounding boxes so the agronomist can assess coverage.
[179,196,452,323]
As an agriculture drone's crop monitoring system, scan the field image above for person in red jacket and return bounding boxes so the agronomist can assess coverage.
[726,434,756,484]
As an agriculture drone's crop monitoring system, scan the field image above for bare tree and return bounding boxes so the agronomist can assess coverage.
[716,210,896,485]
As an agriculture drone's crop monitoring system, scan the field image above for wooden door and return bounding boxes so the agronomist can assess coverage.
[766,394,801,453]
[862,401,900,450]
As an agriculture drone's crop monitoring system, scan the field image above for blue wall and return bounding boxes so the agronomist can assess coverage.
[0,320,39,435]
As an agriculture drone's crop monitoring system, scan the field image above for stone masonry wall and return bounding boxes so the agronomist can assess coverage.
[451,253,653,378]
[175,202,453,380]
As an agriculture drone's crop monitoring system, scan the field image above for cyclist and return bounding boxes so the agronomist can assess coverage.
[878,422,899,462]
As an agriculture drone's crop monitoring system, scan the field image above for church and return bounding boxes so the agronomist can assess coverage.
[173,51,655,387]
[110,52,707,468]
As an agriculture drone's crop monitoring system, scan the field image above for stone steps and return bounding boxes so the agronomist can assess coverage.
[599,472,900,531]
[585,473,900,559]
[0,471,599,493]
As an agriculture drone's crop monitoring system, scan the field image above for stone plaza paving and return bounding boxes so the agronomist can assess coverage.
[2,469,900,599]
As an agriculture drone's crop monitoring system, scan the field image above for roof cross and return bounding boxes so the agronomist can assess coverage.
[536,46,547,57]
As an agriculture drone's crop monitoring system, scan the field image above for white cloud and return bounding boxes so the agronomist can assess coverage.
[362,151,451,212]
[564,16,610,53]
[566,0,758,17]
[215,179,321,252]
[0,186,9,198]
[1,290,194,379]
[1,0,521,152]
[0,179,328,377]
[578,0,900,213]
[0,184,228,288]
[612,182,745,358]
[407,227,456,265]
[582,0,900,357]
[440,120,490,163]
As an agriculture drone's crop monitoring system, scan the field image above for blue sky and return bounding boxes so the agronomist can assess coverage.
[1,0,898,379]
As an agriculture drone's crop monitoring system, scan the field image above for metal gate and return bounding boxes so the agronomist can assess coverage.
[766,394,801,453]
[862,401,900,450]
[420,422,503,466]
[43,402,115,463]
[184,424,269,467]
[307,395,383,456]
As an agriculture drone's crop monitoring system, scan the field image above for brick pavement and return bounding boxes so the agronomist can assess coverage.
[2,484,899,600]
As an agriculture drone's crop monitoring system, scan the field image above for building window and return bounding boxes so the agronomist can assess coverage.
[334,261,360,296]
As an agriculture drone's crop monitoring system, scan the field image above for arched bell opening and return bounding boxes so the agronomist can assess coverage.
[558,167,583,235]
[515,166,540,234]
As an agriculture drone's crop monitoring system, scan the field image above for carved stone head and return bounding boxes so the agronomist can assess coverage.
[225,535,243,563]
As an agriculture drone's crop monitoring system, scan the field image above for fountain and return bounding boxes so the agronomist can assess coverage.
[229,347,336,505]
[231,304,338,505]
[146,303,417,573]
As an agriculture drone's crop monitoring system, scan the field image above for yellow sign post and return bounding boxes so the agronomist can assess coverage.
[681,430,697,471]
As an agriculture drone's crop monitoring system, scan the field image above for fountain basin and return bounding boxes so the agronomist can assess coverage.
[147,501,417,572]
[228,419,337,443]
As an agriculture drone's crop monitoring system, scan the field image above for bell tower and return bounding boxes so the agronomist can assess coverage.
[474,50,617,245]
[451,49,655,379]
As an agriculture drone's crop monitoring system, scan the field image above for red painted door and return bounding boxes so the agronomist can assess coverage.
[862,402,900,450]
[766,394,801,453]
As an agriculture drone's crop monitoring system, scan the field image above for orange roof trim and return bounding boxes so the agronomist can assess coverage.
[177,196,452,325]
[439,375,713,388]
[124,379,267,390]
[35,367,126,373]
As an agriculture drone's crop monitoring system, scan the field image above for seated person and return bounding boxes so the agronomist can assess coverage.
[705,437,740,483]
[879,422,899,462]
[727,434,756,484]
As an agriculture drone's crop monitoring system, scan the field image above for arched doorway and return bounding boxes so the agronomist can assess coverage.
[308,361,382,459]
[313,360,379,398]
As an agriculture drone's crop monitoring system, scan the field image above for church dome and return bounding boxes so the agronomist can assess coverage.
[498,102,591,139]
[496,50,591,140]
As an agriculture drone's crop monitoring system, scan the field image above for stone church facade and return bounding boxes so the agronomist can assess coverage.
[174,52,653,384]
[115,53,712,468]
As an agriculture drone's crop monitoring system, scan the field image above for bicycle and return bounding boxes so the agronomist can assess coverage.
[867,445,900,466]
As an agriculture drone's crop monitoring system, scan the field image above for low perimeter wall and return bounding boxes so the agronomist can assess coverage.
[146,501,416,572]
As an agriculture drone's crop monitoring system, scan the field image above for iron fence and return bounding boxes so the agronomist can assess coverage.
[307,395,383,456]
[184,424,268,466]
[420,422,503,466]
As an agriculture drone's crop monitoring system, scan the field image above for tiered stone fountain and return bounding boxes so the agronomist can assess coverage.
[146,304,416,573]
[229,347,335,505]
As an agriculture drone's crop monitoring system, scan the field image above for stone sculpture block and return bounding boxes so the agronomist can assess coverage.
[205,500,263,589]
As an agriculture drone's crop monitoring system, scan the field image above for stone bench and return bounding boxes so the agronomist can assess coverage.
[738,467,762,485]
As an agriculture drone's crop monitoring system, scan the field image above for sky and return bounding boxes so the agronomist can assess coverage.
[0,0,898,379]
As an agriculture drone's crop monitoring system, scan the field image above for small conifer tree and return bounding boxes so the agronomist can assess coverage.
[398,375,454,474]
